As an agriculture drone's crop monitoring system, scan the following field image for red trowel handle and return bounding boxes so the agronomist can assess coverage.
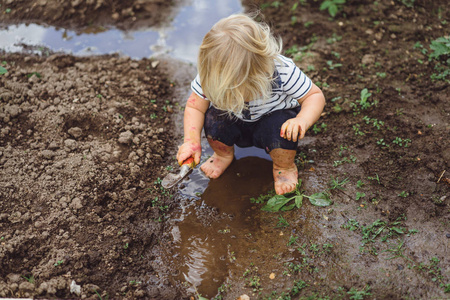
[180,157,196,168]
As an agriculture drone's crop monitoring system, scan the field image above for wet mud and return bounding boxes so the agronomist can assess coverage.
[1,0,449,299]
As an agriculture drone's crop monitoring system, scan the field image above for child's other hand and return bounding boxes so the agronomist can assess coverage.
[280,117,308,142]
[177,141,202,166]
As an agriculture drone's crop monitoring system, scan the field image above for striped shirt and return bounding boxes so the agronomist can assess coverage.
[191,55,312,122]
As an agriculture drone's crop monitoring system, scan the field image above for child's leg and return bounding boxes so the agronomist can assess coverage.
[201,106,241,178]
[270,148,298,195]
[201,139,235,178]
[252,107,302,195]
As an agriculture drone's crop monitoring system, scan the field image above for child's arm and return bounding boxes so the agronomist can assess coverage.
[177,92,210,165]
[280,83,325,142]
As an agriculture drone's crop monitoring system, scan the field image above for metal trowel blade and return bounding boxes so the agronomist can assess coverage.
[161,164,192,188]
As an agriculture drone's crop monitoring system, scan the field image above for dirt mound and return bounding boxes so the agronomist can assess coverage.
[0,53,184,298]
[0,0,182,31]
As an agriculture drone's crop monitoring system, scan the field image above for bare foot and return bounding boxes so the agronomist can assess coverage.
[201,152,234,178]
[273,164,298,195]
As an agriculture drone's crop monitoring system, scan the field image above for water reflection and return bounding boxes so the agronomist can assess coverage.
[0,0,242,62]
[172,156,273,297]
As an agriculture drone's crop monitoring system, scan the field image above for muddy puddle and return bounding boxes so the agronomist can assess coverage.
[161,140,331,298]
[0,0,243,62]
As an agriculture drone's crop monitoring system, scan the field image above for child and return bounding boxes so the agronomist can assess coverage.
[177,14,325,195]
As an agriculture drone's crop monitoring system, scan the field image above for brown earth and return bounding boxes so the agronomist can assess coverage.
[0,0,182,31]
[1,0,449,299]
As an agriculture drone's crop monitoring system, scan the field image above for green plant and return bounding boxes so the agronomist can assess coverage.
[291,279,308,295]
[352,124,365,136]
[376,72,387,78]
[27,72,41,78]
[326,33,343,44]
[333,155,356,166]
[428,36,450,82]
[368,173,381,184]
[398,191,409,197]
[260,179,332,212]
[243,264,261,292]
[383,239,412,261]
[347,285,372,299]
[250,189,275,204]
[357,88,375,110]
[326,60,343,69]
[213,283,230,300]
[363,116,385,129]
[392,137,411,147]
[376,138,389,148]
[22,275,35,283]
[288,235,299,246]
[0,66,7,75]
[312,122,327,134]
[398,0,415,8]
[276,215,290,228]
[304,21,314,28]
[429,36,450,60]
[356,180,365,188]
[342,219,359,231]
[320,0,346,17]
[328,175,349,190]
[54,260,64,267]
[356,192,366,201]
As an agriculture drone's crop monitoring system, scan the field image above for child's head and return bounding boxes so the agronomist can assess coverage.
[198,14,282,114]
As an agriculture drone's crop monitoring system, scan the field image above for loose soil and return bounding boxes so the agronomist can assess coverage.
[1,0,449,299]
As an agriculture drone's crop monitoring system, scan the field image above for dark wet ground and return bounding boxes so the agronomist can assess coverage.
[1,0,449,299]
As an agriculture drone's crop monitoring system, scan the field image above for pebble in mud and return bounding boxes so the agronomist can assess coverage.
[4,105,21,118]
[118,130,134,144]
[19,281,35,295]
[68,127,83,139]
[64,139,78,151]
[41,150,56,160]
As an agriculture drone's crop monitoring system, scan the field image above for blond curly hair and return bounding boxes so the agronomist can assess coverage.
[198,13,282,114]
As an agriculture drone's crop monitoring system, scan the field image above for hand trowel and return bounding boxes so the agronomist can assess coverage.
[161,157,196,188]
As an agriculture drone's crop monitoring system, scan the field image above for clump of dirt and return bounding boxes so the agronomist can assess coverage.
[0,0,182,31]
[0,52,185,299]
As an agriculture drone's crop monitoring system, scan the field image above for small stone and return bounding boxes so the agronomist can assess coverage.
[68,127,83,139]
[41,150,56,160]
[48,141,59,150]
[112,12,119,20]
[5,105,21,118]
[6,274,21,283]
[118,130,133,144]
[238,295,250,300]
[70,280,81,296]
[19,281,35,293]
[70,197,83,210]
[151,61,159,68]
[361,54,375,65]
[269,273,276,279]
[64,139,78,151]
[446,233,450,238]
[135,289,145,298]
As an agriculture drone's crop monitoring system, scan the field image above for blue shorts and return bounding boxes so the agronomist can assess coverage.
[204,106,301,153]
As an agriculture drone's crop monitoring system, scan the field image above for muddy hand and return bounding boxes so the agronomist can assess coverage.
[280,117,307,142]
[177,141,201,165]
